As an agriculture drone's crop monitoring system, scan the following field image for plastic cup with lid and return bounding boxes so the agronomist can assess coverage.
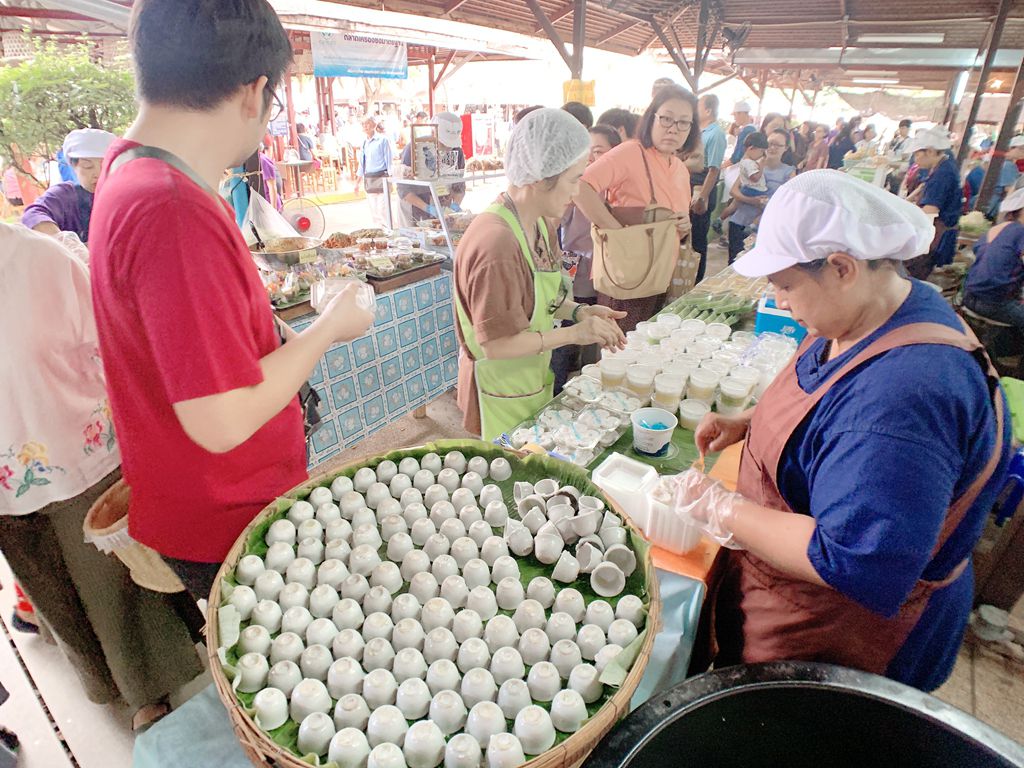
[625,364,658,397]
[704,322,732,341]
[655,313,682,330]
[581,364,602,381]
[671,328,698,345]
[686,368,720,404]
[727,366,760,396]
[678,399,711,431]
[630,407,677,456]
[660,360,694,381]
[672,353,701,369]
[700,360,732,378]
[654,373,686,400]
[712,350,741,367]
[679,318,707,337]
[686,340,715,360]
[646,323,671,343]
[718,378,750,411]
[599,358,628,388]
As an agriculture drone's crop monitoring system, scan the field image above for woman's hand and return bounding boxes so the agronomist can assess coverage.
[573,314,626,350]
[694,412,750,455]
[580,305,627,324]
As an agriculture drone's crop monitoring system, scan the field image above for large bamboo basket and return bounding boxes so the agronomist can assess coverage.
[207,441,661,768]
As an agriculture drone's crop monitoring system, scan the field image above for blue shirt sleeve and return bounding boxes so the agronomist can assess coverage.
[705,127,727,169]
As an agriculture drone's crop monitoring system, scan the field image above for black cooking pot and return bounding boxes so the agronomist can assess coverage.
[582,662,1024,768]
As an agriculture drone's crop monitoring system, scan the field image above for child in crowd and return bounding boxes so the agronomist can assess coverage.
[720,131,769,223]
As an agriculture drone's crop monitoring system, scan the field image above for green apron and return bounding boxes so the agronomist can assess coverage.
[455,203,564,441]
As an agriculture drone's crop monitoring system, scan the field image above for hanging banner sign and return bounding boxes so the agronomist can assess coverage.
[563,80,596,107]
[311,30,408,80]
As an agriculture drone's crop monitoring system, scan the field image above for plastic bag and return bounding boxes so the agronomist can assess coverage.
[240,190,299,247]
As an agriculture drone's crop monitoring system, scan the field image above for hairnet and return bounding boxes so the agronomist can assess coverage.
[733,169,934,277]
[505,107,591,188]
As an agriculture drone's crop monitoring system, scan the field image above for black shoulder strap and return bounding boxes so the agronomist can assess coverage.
[108,145,218,199]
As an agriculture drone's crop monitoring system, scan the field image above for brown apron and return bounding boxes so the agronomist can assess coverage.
[708,320,1005,674]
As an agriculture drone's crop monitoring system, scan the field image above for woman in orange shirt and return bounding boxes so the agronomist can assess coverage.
[572,85,699,330]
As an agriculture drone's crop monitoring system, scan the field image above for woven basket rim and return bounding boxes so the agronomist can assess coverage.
[207,441,662,768]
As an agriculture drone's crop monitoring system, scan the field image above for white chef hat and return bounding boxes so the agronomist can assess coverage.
[63,128,116,160]
[732,169,935,278]
[435,112,463,148]
[733,100,751,113]
[1001,187,1024,213]
[505,107,590,188]
[1010,135,1024,148]
[904,126,953,154]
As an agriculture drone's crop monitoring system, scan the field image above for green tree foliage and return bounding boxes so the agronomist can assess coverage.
[0,40,136,184]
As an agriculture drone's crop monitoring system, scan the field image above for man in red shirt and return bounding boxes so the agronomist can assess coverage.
[89,0,375,600]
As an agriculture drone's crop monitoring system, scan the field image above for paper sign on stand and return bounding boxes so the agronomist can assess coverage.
[311,30,408,80]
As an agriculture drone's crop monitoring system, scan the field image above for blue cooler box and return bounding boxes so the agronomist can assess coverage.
[755,295,808,342]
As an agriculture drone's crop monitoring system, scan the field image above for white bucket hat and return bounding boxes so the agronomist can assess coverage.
[904,126,953,154]
[732,169,935,278]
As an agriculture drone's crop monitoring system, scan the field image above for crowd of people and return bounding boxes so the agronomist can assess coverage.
[3,0,1024,747]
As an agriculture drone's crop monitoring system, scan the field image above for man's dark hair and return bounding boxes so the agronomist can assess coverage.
[701,93,720,118]
[297,123,307,134]
[638,85,700,154]
[596,108,639,139]
[514,105,543,125]
[899,118,913,128]
[744,131,769,150]
[562,101,594,129]
[130,0,292,111]
[589,124,623,150]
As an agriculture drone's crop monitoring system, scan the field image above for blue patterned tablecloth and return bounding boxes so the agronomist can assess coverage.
[287,271,459,467]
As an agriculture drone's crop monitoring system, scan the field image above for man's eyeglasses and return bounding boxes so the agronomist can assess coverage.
[266,87,285,123]
[655,114,693,133]
[768,142,788,149]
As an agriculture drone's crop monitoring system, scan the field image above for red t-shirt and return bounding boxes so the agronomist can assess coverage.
[89,139,307,562]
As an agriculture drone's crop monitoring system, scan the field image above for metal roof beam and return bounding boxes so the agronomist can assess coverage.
[571,0,586,80]
[649,14,697,91]
[596,17,642,46]
[957,0,1012,162]
[734,47,1024,69]
[537,0,576,32]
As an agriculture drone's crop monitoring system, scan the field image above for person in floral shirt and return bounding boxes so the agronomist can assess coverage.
[0,223,203,731]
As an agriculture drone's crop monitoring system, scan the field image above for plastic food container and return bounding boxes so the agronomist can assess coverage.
[631,407,677,457]
[591,453,659,529]
[626,364,658,397]
[599,358,628,388]
[700,360,732,378]
[727,367,760,396]
[598,389,645,415]
[686,369,720,404]
[686,341,715,360]
[311,277,377,314]
[654,374,687,400]
[678,399,711,431]
[356,238,373,252]
[563,375,603,403]
[718,378,750,411]
[655,313,682,330]
[680,318,707,336]
[581,364,602,381]
[704,322,732,341]
[646,324,671,343]
[372,237,390,251]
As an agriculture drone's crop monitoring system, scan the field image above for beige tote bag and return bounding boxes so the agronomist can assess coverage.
[591,147,684,300]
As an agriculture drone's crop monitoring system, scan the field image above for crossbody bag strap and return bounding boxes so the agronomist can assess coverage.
[108,145,219,199]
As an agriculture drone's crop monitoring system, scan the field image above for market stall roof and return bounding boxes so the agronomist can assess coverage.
[316,0,1024,93]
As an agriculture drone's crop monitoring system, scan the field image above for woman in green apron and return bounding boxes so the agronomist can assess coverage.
[455,108,626,440]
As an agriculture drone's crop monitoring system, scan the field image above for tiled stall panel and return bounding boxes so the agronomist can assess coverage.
[288,272,459,468]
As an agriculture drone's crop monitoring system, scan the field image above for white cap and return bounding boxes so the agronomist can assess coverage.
[1001,187,1024,213]
[904,126,952,154]
[63,128,116,160]
[1010,135,1024,148]
[733,100,751,113]
[435,112,462,148]
[732,170,935,278]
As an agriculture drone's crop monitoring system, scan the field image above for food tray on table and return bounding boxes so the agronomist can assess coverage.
[251,237,323,271]
[209,440,659,768]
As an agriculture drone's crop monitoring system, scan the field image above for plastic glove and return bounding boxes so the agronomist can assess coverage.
[449,202,462,212]
[670,468,746,550]
[426,204,439,217]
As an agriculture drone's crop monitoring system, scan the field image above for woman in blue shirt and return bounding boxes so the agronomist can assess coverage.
[678,171,1009,692]
[826,116,859,169]
[964,187,1024,331]
[905,127,962,279]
